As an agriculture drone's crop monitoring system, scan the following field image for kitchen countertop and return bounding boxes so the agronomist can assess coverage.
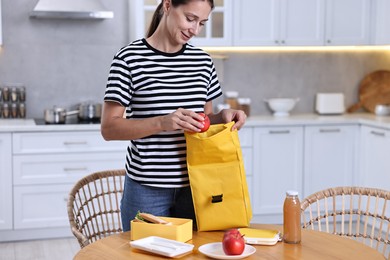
[1,113,390,132]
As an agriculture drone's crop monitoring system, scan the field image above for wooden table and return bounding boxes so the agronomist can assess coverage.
[74,224,385,259]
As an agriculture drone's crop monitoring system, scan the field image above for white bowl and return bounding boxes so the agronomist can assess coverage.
[265,98,299,117]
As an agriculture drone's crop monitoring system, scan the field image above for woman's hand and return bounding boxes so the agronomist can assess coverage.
[220,109,247,131]
[161,108,206,132]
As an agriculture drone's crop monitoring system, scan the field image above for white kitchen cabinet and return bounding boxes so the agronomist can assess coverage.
[325,0,371,45]
[13,184,72,229]
[0,0,3,45]
[128,0,233,46]
[252,126,304,224]
[371,0,390,45]
[359,125,390,190]
[238,127,254,203]
[0,133,12,230]
[11,131,126,232]
[303,125,358,198]
[233,0,325,46]
[0,129,127,242]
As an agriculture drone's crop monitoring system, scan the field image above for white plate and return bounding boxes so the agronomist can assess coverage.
[130,236,194,258]
[198,242,256,259]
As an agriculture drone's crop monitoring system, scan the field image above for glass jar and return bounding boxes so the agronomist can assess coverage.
[11,87,19,102]
[19,103,26,118]
[238,98,251,116]
[11,103,18,118]
[283,190,301,244]
[2,103,10,118]
[224,91,239,109]
[2,87,9,102]
[19,86,26,102]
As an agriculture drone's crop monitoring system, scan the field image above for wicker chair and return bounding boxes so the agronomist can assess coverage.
[67,169,126,248]
[301,186,390,259]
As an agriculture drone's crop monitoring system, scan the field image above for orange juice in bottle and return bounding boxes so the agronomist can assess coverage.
[283,190,301,244]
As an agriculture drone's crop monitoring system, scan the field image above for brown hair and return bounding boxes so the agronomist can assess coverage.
[146,0,215,37]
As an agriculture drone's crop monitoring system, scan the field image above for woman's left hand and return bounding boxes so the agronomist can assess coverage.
[220,109,247,131]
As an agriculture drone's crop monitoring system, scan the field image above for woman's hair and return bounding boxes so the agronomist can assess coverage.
[146,0,215,37]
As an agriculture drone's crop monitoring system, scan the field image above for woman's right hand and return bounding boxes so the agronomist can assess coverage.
[161,108,205,132]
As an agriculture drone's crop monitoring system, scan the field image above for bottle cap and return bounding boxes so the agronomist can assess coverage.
[286,190,299,196]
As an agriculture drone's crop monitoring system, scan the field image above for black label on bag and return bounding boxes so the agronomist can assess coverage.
[212,194,223,203]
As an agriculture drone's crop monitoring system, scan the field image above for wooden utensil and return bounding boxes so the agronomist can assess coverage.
[347,70,390,113]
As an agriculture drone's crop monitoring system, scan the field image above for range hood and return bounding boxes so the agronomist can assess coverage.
[30,0,114,19]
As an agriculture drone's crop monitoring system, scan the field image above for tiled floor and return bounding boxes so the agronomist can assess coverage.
[0,237,80,260]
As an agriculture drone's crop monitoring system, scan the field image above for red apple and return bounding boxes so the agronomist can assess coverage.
[197,113,210,132]
[222,229,245,255]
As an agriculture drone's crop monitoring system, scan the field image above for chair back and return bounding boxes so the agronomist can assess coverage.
[301,186,390,259]
[67,169,125,248]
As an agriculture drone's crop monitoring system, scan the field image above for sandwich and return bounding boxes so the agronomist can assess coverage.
[134,211,172,225]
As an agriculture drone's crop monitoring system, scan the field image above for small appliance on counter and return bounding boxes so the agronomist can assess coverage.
[315,93,345,115]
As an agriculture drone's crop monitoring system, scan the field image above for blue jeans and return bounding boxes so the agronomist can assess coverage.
[120,175,196,231]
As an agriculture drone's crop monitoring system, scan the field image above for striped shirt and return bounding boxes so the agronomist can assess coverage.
[104,39,222,188]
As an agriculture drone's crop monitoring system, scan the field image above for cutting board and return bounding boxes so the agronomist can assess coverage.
[347,70,390,113]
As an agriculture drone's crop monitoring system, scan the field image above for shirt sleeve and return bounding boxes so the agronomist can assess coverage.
[206,60,223,102]
[104,53,133,107]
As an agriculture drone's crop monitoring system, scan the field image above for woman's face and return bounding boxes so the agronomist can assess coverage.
[164,0,212,45]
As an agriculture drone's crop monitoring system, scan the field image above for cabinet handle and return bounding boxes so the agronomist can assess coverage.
[281,40,285,44]
[319,129,341,133]
[63,141,88,145]
[370,130,386,137]
[64,167,88,172]
[327,39,331,44]
[269,130,290,134]
[275,40,279,44]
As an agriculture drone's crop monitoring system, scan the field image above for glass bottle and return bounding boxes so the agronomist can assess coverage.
[283,190,301,244]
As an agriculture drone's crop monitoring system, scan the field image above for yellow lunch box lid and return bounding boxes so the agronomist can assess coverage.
[239,228,281,245]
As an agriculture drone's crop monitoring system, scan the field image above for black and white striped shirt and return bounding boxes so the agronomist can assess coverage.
[104,39,222,188]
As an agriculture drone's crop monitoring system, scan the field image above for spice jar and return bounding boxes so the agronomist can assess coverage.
[11,87,19,102]
[2,103,10,118]
[224,91,239,109]
[283,190,301,244]
[2,87,9,102]
[11,103,18,118]
[19,103,26,118]
[238,98,251,116]
[19,86,26,102]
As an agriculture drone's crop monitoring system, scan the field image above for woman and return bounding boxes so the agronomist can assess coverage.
[101,0,246,231]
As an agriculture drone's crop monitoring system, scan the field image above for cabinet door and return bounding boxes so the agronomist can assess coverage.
[252,126,303,224]
[239,127,253,202]
[371,0,390,45]
[359,126,390,190]
[0,133,12,230]
[13,152,125,185]
[325,0,370,45]
[129,0,233,46]
[14,184,72,229]
[0,0,2,45]
[233,0,280,46]
[190,0,233,46]
[280,0,325,46]
[304,125,358,198]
